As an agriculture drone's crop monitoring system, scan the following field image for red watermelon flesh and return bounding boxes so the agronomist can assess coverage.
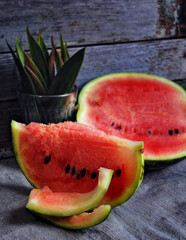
[77,73,186,161]
[11,120,144,207]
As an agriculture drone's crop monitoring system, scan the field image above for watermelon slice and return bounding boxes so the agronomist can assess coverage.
[38,205,112,230]
[26,168,113,217]
[11,120,144,208]
[77,73,186,164]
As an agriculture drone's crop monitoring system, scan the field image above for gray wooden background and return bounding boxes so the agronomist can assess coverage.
[0,0,186,158]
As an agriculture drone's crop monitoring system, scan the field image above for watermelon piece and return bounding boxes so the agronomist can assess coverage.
[77,73,186,164]
[26,168,113,217]
[37,205,111,230]
[11,120,144,208]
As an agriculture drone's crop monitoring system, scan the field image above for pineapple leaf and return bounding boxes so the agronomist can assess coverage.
[26,27,50,86]
[37,31,49,63]
[60,32,69,63]
[25,65,47,94]
[48,36,56,79]
[6,39,35,93]
[16,38,24,67]
[65,42,70,59]
[24,51,48,93]
[16,39,47,93]
[55,48,63,72]
[49,47,85,94]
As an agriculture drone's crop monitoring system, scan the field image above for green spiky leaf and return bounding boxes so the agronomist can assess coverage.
[37,31,49,63]
[49,36,56,79]
[6,39,35,93]
[55,49,64,72]
[26,27,50,86]
[7,28,85,96]
[49,48,85,94]
[60,32,69,63]
[16,38,25,67]
[23,51,48,93]
[16,39,47,94]
[25,66,47,94]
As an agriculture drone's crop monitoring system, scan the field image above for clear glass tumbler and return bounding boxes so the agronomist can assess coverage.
[18,87,78,124]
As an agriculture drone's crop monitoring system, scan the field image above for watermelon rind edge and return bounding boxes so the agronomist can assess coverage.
[11,120,38,189]
[108,140,144,208]
[37,204,112,230]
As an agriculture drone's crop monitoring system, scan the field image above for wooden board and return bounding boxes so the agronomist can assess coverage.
[0,0,186,158]
[0,0,186,52]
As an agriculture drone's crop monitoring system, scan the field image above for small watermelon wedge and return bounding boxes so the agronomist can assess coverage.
[11,120,144,208]
[26,168,113,217]
[77,73,186,166]
[38,205,112,230]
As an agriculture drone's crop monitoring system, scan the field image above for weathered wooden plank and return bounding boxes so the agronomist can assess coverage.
[0,38,186,101]
[0,100,19,159]
[0,0,186,52]
[77,38,186,87]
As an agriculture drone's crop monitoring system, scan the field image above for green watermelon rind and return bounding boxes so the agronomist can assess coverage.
[36,205,112,230]
[11,120,39,189]
[77,72,186,162]
[105,142,144,207]
[145,157,186,171]
[26,168,114,217]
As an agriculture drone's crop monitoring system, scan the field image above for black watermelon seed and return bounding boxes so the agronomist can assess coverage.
[111,122,114,126]
[71,167,76,176]
[117,125,121,130]
[168,130,173,136]
[148,130,151,135]
[91,172,97,179]
[174,129,179,134]
[76,173,80,179]
[81,169,86,178]
[116,169,121,177]
[65,165,70,173]
[44,156,51,164]
[140,148,144,154]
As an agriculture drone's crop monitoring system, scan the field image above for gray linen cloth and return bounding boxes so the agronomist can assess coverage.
[0,158,185,240]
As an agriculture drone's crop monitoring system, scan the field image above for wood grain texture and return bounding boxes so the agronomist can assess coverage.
[0,0,186,52]
[1,38,186,101]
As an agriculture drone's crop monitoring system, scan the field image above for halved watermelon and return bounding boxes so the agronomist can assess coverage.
[11,120,144,208]
[77,73,186,164]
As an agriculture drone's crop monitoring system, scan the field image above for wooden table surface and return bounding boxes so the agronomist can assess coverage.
[0,1,186,239]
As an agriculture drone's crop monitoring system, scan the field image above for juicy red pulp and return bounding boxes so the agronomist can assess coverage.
[84,76,186,158]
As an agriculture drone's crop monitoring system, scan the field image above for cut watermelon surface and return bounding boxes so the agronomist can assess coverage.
[77,73,186,162]
[11,120,144,207]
